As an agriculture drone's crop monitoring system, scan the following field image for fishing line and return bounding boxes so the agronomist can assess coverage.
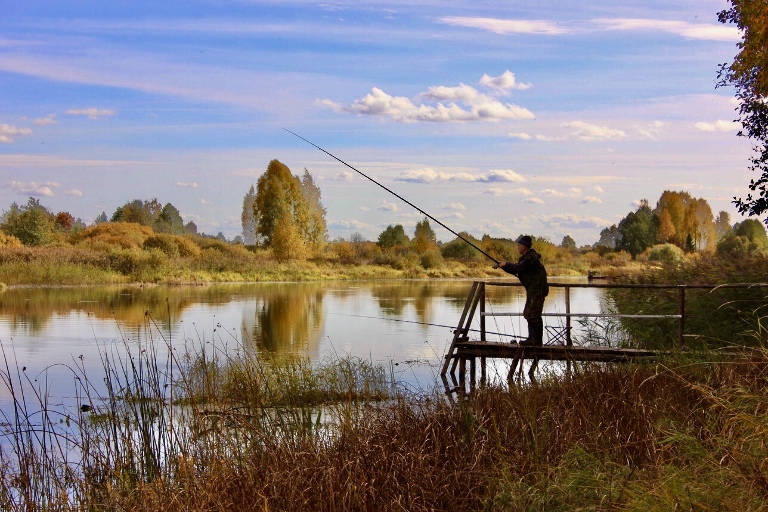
[284,128,500,265]
[328,312,524,340]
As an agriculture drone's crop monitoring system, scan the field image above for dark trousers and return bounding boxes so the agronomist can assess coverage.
[523,292,545,328]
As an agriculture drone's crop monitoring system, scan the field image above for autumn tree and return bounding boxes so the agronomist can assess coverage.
[111,198,163,226]
[412,218,438,253]
[718,1,768,224]
[595,224,619,250]
[715,210,732,239]
[560,235,577,251]
[154,203,185,234]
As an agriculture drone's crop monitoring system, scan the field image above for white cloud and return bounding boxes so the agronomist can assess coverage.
[320,75,534,124]
[541,188,582,198]
[66,108,116,120]
[9,180,60,197]
[200,198,209,205]
[526,197,544,204]
[593,186,605,193]
[563,121,626,141]
[580,196,603,204]
[378,201,398,212]
[329,219,371,230]
[0,124,33,143]
[541,213,612,229]
[694,120,739,132]
[439,202,466,211]
[593,18,740,42]
[638,120,665,140]
[440,17,569,36]
[479,71,532,92]
[65,189,83,197]
[395,167,526,183]
[176,181,198,188]
[329,171,354,181]
[33,114,58,126]
[509,132,533,140]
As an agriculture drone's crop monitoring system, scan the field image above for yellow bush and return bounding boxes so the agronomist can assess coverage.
[71,222,155,250]
[0,230,23,248]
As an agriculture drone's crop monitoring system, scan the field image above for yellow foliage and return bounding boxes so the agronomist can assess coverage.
[71,222,155,250]
[0,230,23,248]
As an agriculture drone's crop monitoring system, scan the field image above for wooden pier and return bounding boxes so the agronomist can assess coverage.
[441,280,673,391]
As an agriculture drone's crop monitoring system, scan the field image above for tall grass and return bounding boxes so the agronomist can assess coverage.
[0,314,767,510]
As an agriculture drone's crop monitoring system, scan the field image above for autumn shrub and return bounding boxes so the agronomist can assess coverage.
[648,243,684,264]
[604,250,632,265]
[0,231,23,248]
[143,234,180,257]
[420,248,444,269]
[108,248,167,275]
[271,216,306,261]
[71,222,155,250]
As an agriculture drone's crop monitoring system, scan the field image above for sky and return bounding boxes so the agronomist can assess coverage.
[0,0,755,246]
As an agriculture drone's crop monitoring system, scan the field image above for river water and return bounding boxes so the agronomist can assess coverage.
[0,278,606,412]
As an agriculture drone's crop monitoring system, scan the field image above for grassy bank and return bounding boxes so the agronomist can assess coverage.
[1,324,767,510]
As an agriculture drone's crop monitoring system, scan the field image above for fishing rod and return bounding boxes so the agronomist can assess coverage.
[328,312,524,340]
[284,128,500,265]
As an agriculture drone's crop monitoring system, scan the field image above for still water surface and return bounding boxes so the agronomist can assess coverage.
[0,279,605,410]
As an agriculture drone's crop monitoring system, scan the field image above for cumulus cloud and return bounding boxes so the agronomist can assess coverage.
[319,73,534,124]
[509,132,533,140]
[66,189,83,197]
[66,108,116,120]
[329,171,354,181]
[580,196,603,204]
[33,114,58,126]
[9,180,60,197]
[0,124,33,143]
[541,188,582,199]
[479,71,532,92]
[395,167,526,183]
[638,120,666,140]
[563,121,626,141]
[695,120,739,132]
[526,197,544,204]
[541,213,612,229]
[593,186,605,193]
[176,181,198,188]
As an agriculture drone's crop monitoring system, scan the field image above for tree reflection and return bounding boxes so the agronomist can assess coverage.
[249,283,324,354]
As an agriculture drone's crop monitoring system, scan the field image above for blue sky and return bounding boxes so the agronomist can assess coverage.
[0,0,752,246]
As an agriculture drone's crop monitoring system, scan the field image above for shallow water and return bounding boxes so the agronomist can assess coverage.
[0,278,606,412]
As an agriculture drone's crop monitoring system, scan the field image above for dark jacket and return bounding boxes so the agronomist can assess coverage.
[500,249,549,296]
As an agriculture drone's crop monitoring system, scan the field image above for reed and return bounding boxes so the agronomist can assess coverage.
[0,318,766,510]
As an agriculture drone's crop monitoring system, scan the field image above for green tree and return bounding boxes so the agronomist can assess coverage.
[616,201,657,257]
[253,160,309,251]
[241,185,258,245]
[596,224,619,250]
[441,232,483,261]
[718,2,768,224]
[0,198,55,246]
[733,218,768,246]
[560,235,577,251]
[94,211,108,225]
[715,211,732,239]
[377,224,410,249]
[154,203,185,234]
[111,199,163,226]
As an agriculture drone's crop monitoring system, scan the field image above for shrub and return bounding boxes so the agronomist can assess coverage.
[648,244,684,264]
[716,234,764,258]
[71,222,155,250]
[0,231,23,248]
[143,234,179,257]
[604,250,632,265]
[420,248,444,269]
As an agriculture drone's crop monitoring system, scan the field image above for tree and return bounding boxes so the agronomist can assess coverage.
[154,203,185,234]
[734,218,768,246]
[253,160,309,251]
[656,209,676,244]
[94,211,108,225]
[241,185,257,245]
[185,221,198,235]
[300,169,328,252]
[596,224,619,249]
[111,199,163,226]
[412,218,437,253]
[715,211,732,239]
[0,198,55,246]
[616,201,657,257]
[54,211,75,231]
[377,224,409,249]
[718,2,768,224]
[560,235,577,251]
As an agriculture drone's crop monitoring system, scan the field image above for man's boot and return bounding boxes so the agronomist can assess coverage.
[522,323,544,346]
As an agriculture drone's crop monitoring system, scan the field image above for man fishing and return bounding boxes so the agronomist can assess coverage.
[495,235,549,346]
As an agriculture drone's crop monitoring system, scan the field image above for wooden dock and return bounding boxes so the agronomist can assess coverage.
[440,281,666,392]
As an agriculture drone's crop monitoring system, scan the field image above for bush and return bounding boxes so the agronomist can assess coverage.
[0,231,23,248]
[420,248,444,269]
[71,222,155,250]
[716,234,764,258]
[143,234,179,257]
[604,250,632,265]
[648,244,684,264]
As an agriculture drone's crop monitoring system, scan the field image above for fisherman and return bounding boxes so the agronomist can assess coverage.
[495,235,549,346]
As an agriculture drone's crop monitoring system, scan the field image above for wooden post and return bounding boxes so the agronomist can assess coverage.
[470,357,476,392]
[678,286,685,348]
[480,282,486,342]
[565,285,572,346]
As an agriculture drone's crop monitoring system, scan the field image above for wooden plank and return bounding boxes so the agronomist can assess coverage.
[441,281,480,376]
